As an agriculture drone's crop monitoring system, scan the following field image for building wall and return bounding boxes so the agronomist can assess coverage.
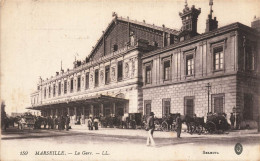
[32,49,143,114]
[143,75,237,119]
[142,31,238,85]
[237,75,259,121]
[142,26,260,121]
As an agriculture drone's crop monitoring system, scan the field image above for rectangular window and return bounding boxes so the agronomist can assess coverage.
[184,97,194,117]
[162,98,171,117]
[145,65,152,84]
[77,76,81,91]
[243,93,253,120]
[64,80,67,94]
[49,86,51,97]
[85,73,89,89]
[245,46,255,71]
[105,65,110,84]
[118,61,123,81]
[53,84,56,97]
[186,55,194,76]
[70,78,73,92]
[163,60,170,80]
[58,82,61,95]
[213,47,224,71]
[95,69,99,87]
[44,87,46,99]
[144,100,152,116]
[212,94,224,114]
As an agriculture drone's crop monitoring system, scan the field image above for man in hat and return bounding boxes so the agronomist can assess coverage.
[176,114,182,139]
[65,115,70,131]
[230,113,235,130]
[146,112,155,146]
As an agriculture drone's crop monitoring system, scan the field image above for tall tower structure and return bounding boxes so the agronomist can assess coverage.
[179,0,201,37]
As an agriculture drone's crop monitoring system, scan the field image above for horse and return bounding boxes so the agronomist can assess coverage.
[183,115,205,134]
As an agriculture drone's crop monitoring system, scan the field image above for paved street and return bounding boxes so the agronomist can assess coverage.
[1,125,260,161]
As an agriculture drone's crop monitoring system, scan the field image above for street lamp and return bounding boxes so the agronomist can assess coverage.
[205,83,212,114]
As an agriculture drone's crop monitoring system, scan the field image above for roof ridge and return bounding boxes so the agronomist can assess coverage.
[117,17,179,34]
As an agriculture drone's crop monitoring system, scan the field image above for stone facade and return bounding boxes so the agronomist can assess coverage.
[142,22,260,122]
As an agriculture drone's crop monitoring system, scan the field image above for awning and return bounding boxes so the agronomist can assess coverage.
[27,94,128,110]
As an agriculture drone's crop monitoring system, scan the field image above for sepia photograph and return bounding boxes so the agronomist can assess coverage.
[1,0,260,160]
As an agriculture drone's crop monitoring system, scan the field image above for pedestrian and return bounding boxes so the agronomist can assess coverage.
[61,116,65,130]
[47,116,51,129]
[88,117,93,130]
[4,116,9,131]
[235,114,241,130]
[230,113,235,129]
[50,116,54,129]
[146,112,155,146]
[65,115,70,131]
[58,116,62,131]
[94,117,99,130]
[20,117,26,131]
[176,114,182,139]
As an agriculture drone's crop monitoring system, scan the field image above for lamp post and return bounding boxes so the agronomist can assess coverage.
[205,83,212,114]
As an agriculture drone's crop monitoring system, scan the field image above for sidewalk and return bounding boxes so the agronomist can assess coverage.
[2,125,260,140]
[71,124,260,139]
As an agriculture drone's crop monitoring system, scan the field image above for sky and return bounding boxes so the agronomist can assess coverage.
[1,0,259,115]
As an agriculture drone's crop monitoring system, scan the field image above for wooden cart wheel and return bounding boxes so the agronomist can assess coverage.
[161,121,168,131]
[206,121,216,134]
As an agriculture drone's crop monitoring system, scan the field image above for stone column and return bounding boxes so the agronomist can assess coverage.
[51,109,53,117]
[61,108,64,116]
[74,107,77,122]
[112,102,116,116]
[67,107,70,116]
[100,103,104,117]
[90,105,94,117]
[56,109,58,116]
[82,106,85,124]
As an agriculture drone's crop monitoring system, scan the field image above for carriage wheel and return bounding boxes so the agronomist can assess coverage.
[206,121,216,134]
[161,122,168,131]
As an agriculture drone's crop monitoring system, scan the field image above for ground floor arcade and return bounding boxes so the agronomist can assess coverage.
[29,95,129,125]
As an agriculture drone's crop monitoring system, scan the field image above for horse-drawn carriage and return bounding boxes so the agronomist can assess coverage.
[16,113,36,130]
[184,113,230,134]
[121,113,142,129]
[100,113,142,129]
[204,113,230,133]
[161,113,181,132]
[142,112,230,134]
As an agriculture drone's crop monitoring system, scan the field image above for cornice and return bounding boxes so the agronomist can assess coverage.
[142,22,257,59]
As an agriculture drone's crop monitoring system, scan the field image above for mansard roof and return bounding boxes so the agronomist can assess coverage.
[87,16,180,59]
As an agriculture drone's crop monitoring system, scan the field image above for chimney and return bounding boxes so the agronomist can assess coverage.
[205,16,218,32]
[205,0,218,32]
[251,16,260,32]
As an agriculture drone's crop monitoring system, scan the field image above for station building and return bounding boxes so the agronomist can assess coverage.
[29,2,260,124]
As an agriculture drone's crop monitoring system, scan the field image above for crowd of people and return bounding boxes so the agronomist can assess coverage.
[38,115,71,131]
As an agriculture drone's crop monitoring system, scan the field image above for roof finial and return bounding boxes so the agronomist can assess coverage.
[185,0,188,7]
[112,12,118,19]
[61,60,63,71]
[209,0,213,17]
